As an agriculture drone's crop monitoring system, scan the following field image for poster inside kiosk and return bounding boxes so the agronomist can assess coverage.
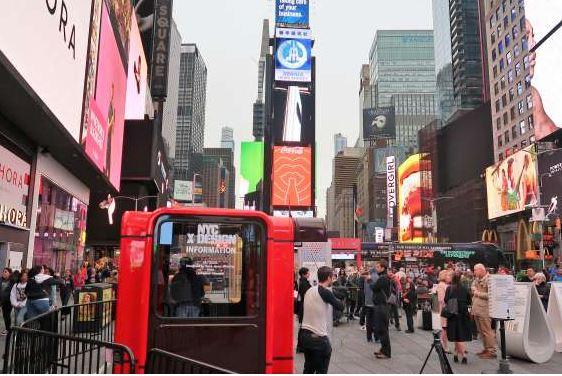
[494,281,555,363]
[547,283,562,352]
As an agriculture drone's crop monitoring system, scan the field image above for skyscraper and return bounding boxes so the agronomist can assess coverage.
[221,126,235,151]
[253,20,270,141]
[174,43,207,181]
[162,20,182,161]
[203,148,236,209]
[334,133,347,155]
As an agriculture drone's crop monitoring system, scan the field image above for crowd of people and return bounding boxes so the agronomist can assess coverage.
[0,260,118,334]
[295,260,562,374]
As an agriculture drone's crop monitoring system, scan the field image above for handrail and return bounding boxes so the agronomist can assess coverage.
[146,348,235,374]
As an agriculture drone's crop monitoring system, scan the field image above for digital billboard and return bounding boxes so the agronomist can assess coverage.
[83,3,127,190]
[525,1,562,140]
[485,146,538,220]
[363,107,396,140]
[125,12,148,120]
[275,28,312,83]
[272,87,314,145]
[240,142,264,196]
[275,0,309,28]
[0,145,31,230]
[537,149,562,218]
[272,146,312,208]
[0,1,93,141]
[398,154,433,243]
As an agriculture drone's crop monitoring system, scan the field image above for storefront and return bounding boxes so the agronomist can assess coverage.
[329,238,362,269]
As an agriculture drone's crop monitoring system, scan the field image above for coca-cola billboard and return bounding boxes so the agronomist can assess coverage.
[0,145,31,229]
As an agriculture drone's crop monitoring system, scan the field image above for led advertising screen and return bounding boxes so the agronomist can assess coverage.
[0,1,93,141]
[83,3,127,190]
[398,154,433,243]
[363,107,396,140]
[275,28,312,83]
[272,88,314,145]
[125,12,148,120]
[272,146,312,208]
[0,145,31,230]
[537,149,562,218]
[485,146,538,220]
[240,142,264,196]
[525,0,562,140]
[275,0,309,28]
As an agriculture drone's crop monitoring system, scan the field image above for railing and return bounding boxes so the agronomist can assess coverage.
[3,299,135,374]
[145,349,234,374]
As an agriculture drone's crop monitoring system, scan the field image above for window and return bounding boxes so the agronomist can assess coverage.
[515,62,521,77]
[155,219,264,319]
[501,75,507,90]
[519,119,527,135]
[514,43,521,57]
[496,7,501,21]
[520,15,526,32]
[502,0,507,13]
[528,114,534,129]
[521,140,527,148]
[518,100,524,114]
[498,40,504,54]
[513,145,519,153]
[522,36,528,51]
[527,94,533,109]
[511,7,517,21]
[490,16,496,28]
[498,135,503,147]
[504,15,509,28]
[508,69,514,83]
[506,51,513,65]
[510,107,516,120]
[505,33,511,47]
[517,81,523,95]
[530,135,536,143]
[512,125,517,139]
[491,32,496,44]
[523,55,529,70]
[492,48,497,61]
[497,24,502,36]
[496,117,502,130]
[512,25,519,40]
[495,99,501,112]
[509,87,515,101]
[494,82,500,95]
[502,94,507,107]
[525,74,532,88]
[493,65,498,78]
[504,130,510,143]
[499,152,504,161]
[500,58,505,72]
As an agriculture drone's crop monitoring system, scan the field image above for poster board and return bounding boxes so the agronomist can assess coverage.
[489,274,517,319]
[503,283,555,363]
[547,282,562,352]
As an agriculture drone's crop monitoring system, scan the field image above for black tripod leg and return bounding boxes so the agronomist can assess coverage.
[435,343,454,374]
[419,343,435,374]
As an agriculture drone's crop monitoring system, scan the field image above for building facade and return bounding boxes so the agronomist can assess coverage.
[334,133,348,155]
[221,127,235,151]
[203,148,236,209]
[253,20,271,141]
[174,44,208,181]
[162,20,182,161]
[392,93,437,152]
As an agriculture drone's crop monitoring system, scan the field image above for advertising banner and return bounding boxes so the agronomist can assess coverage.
[275,0,309,28]
[538,149,562,218]
[386,156,397,228]
[275,28,312,83]
[84,99,108,172]
[363,107,396,140]
[150,0,173,99]
[272,146,312,207]
[125,12,148,120]
[0,1,93,141]
[272,87,314,144]
[398,154,432,243]
[486,146,538,219]
[174,180,193,202]
[0,146,31,229]
[524,0,562,140]
[273,210,314,218]
[240,142,264,196]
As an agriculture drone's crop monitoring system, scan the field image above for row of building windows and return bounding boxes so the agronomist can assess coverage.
[497,134,534,162]
[497,114,534,150]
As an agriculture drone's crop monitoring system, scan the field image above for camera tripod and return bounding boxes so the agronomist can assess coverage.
[419,330,453,374]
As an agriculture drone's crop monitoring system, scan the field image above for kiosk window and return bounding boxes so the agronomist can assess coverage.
[155,220,263,318]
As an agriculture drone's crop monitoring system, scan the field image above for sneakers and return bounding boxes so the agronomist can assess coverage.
[360,325,366,331]
[0,330,7,336]
[376,353,391,359]
[405,329,414,334]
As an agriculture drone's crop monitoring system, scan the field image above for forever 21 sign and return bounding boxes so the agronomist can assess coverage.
[0,146,31,230]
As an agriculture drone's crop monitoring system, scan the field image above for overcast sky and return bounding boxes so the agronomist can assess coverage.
[173,0,433,216]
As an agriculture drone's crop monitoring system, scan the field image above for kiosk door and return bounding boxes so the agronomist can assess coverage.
[148,216,267,373]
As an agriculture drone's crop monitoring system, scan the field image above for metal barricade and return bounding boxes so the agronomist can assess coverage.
[145,349,234,374]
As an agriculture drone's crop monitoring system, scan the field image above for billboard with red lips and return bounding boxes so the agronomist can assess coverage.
[272,146,312,208]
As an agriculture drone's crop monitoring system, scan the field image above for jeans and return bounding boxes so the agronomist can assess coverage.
[389,303,400,329]
[374,304,391,357]
[176,303,200,318]
[2,302,12,331]
[25,299,51,320]
[301,330,332,374]
[404,306,415,332]
[14,307,27,326]
[364,306,378,341]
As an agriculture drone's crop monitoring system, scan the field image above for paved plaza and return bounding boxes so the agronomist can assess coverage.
[294,317,562,374]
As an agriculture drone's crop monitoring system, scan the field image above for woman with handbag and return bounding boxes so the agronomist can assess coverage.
[444,271,472,364]
[436,270,452,353]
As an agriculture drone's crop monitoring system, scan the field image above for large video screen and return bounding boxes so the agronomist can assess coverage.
[398,154,433,243]
[537,148,562,218]
[363,107,396,140]
[485,146,538,219]
[272,146,312,208]
[272,87,314,145]
[525,0,562,140]
[125,11,148,120]
[240,142,264,197]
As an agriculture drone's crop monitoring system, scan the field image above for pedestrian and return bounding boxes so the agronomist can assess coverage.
[10,270,28,326]
[552,267,562,282]
[534,272,550,311]
[471,263,497,359]
[24,265,63,320]
[387,270,401,331]
[436,270,452,353]
[169,257,207,318]
[1,268,14,334]
[60,270,74,318]
[296,267,312,353]
[356,270,366,324]
[372,260,392,359]
[445,271,472,364]
[300,266,344,374]
[86,265,96,284]
[346,272,359,321]
[402,280,417,333]
[73,267,86,291]
[363,271,378,342]
[519,267,536,282]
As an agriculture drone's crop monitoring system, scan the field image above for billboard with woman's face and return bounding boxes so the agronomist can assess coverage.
[486,146,539,219]
[525,0,562,140]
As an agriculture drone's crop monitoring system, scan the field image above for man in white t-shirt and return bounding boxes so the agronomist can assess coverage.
[300,266,344,374]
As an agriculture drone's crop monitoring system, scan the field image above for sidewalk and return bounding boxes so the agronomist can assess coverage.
[294,317,562,374]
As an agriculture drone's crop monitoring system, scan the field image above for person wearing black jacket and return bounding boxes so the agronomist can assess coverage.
[402,280,417,333]
[296,267,312,353]
[1,268,14,334]
[25,265,63,320]
[371,260,392,359]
